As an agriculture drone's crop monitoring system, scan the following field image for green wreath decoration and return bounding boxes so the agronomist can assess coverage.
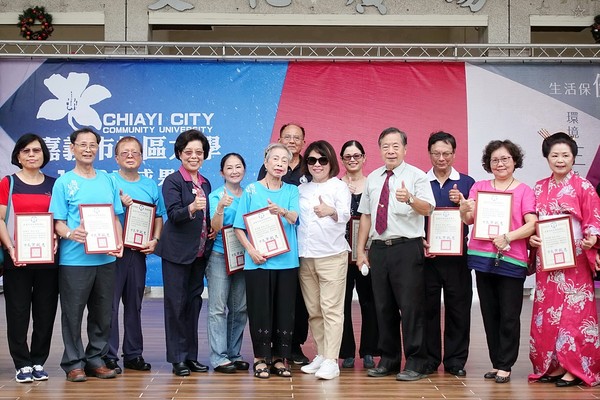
[17,6,54,40]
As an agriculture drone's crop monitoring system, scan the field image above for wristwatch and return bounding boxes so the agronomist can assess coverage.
[406,195,414,206]
[65,231,72,239]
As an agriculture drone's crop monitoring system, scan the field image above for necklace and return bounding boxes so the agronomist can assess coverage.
[265,179,282,190]
[493,177,515,192]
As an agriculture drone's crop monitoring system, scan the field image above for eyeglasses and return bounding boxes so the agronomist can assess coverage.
[306,156,329,166]
[20,148,43,155]
[118,150,141,158]
[182,150,204,158]
[430,151,454,159]
[490,156,512,166]
[281,135,303,143]
[73,142,99,151]
[342,153,364,161]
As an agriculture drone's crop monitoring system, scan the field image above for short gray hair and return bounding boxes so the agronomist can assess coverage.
[264,143,292,161]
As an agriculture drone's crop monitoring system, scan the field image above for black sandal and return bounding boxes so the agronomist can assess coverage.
[253,360,270,379]
[270,359,292,377]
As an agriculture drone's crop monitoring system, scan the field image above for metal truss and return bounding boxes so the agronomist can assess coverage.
[0,40,599,62]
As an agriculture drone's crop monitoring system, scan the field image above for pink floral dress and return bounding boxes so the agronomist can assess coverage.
[529,171,600,386]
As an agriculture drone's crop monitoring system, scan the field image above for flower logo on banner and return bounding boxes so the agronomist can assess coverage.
[36,72,111,130]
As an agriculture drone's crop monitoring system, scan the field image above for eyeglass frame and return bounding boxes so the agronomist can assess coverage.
[73,142,99,151]
[490,156,513,166]
[118,150,142,158]
[429,151,454,159]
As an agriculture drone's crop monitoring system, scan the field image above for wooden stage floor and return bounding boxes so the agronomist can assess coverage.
[0,290,599,399]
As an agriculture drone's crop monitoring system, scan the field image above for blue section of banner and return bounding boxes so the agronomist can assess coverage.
[0,60,288,186]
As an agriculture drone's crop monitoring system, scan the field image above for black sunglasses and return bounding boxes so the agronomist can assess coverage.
[306,156,329,166]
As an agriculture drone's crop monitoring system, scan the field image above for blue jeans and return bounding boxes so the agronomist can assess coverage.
[206,252,248,368]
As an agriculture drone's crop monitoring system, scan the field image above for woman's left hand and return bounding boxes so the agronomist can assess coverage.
[492,233,510,251]
[266,199,282,215]
[582,231,597,250]
[107,243,123,258]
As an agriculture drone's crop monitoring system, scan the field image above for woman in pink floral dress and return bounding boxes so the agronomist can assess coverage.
[529,132,600,387]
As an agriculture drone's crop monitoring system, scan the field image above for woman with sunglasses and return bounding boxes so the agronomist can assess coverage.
[337,140,379,370]
[0,134,58,383]
[459,139,537,384]
[297,140,351,380]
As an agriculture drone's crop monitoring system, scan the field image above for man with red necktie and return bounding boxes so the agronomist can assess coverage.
[355,127,435,382]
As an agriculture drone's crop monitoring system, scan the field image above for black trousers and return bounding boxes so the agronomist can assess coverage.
[369,238,427,372]
[424,251,472,370]
[162,256,207,364]
[4,267,59,369]
[339,262,379,359]
[245,268,297,360]
[475,270,524,371]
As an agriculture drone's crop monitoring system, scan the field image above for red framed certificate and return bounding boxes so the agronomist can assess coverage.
[79,204,119,254]
[123,199,156,250]
[427,208,464,256]
[222,225,245,274]
[14,212,54,264]
[242,206,290,259]
[473,191,513,241]
[536,215,577,272]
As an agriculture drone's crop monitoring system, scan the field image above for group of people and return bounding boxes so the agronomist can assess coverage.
[0,124,599,388]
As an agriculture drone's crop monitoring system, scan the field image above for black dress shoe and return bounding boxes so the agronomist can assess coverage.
[103,358,122,374]
[556,377,582,387]
[446,367,466,377]
[124,356,151,371]
[233,360,250,371]
[172,362,190,376]
[539,373,564,383]
[484,371,497,379]
[214,363,237,374]
[367,366,397,377]
[185,360,209,373]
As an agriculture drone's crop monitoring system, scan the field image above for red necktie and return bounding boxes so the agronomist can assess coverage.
[375,170,393,234]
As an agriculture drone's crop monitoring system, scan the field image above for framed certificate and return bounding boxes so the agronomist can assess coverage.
[348,216,361,262]
[79,204,119,254]
[536,216,576,271]
[243,206,290,258]
[123,199,156,249]
[427,208,464,256]
[222,225,245,274]
[14,212,54,264]
[472,191,513,241]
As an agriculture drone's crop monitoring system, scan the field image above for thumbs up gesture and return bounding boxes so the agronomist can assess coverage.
[449,184,461,204]
[347,176,356,194]
[313,195,334,218]
[457,192,473,213]
[119,189,133,207]
[219,188,233,208]
[191,188,206,213]
[395,180,411,203]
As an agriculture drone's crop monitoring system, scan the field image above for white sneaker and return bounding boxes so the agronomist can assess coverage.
[301,355,324,374]
[315,359,340,380]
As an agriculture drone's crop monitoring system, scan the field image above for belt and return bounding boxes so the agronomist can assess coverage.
[371,237,420,246]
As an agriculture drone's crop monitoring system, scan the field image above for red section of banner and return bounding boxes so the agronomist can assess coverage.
[273,62,468,175]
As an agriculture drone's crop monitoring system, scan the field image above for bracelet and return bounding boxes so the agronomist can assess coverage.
[215,209,224,216]
[153,237,160,242]
[503,233,511,245]
[282,208,288,217]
